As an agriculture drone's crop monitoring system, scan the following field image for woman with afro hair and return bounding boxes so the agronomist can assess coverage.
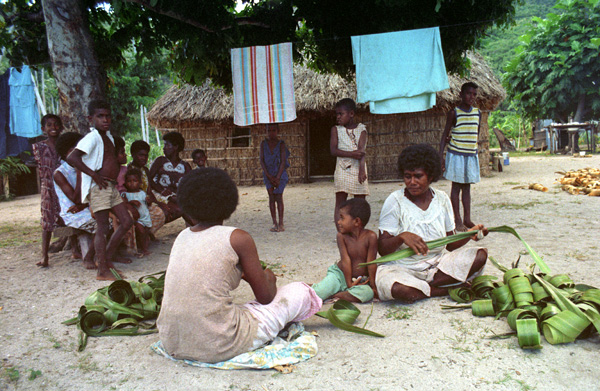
[375,144,489,303]
[157,168,322,363]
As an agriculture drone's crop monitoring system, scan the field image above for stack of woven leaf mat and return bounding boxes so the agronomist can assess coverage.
[64,271,165,350]
[443,261,600,349]
[556,167,600,196]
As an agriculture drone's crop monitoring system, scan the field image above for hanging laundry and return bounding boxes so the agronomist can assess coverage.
[351,27,449,114]
[0,70,31,159]
[231,42,296,126]
[9,65,42,138]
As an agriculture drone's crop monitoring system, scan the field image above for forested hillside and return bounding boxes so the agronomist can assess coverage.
[480,0,557,77]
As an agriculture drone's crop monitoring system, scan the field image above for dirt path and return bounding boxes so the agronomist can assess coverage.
[1,154,598,390]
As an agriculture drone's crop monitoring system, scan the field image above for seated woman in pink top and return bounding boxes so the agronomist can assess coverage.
[157,168,322,363]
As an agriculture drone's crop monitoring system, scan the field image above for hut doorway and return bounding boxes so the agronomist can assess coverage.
[308,117,336,179]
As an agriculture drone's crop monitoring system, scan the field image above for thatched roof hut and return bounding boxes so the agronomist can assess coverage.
[147,52,505,185]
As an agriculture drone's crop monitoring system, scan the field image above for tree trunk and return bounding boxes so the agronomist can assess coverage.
[41,0,106,134]
[574,94,586,123]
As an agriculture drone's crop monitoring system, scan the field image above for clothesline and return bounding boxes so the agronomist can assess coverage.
[21,17,502,70]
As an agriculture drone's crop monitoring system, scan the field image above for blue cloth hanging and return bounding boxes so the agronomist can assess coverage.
[0,70,32,159]
[9,65,42,138]
[351,27,450,114]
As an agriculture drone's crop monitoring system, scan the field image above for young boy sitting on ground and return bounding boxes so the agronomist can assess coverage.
[312,198,378,303]
[67,100,133,280]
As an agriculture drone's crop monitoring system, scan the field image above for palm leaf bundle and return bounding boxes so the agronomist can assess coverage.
[444,263,600,349]
[64,271,166,351]
[316,300,384,338]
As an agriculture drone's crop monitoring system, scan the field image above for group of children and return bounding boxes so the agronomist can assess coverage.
[33,100,211,280]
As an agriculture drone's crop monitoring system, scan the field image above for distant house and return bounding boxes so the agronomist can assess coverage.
[146,52,505,185]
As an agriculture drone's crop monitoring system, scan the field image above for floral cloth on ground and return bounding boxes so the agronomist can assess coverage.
[151,323,317,370]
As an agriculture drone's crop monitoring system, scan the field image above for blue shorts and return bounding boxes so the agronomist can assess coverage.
[444,151,480,184]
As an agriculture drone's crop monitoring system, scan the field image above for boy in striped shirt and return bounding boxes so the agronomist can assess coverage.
[439,82,481,231]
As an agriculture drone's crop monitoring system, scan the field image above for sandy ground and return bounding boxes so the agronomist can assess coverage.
[1,154,599,391]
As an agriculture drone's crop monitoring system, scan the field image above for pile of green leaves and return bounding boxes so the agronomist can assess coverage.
[444,261,600,349]
[64,271,166,351]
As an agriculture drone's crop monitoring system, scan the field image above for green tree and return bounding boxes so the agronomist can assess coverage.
[0,0,521,133]
[480,0,558,76]
[503,0,600,122]
[107,51,173,136]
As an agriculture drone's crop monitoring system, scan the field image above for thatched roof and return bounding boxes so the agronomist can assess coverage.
[147,52,505,128]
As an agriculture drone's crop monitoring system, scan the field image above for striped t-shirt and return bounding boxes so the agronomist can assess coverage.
[447,107,480,155]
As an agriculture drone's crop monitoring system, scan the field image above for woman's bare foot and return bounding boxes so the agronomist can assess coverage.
[456,224,468,232]
[270,225,279,232]
[463,220,476,229]
[36,259,49,268]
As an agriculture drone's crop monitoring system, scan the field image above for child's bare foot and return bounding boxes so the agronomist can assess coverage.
[278,223,285,232]
[96,268,119,281]
[82,258,97,270]
[71,252,82,260]
[36,260,49,268]
[112,255,132,264]
[270,225,279,232]
[48,237,67,253]
[136,250,152,258]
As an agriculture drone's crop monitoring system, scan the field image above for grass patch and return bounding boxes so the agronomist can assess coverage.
[3,367,20,382]
[489,201,551,210]
[494,372,534,391]
[28,369,42,381]
[0,222,40,248]
[384,306,413,320]
[76,353,99,372]
[503,181,520,185]
[260,260,286,275]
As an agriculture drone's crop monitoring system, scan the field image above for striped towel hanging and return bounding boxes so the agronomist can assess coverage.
[231,42,296,126]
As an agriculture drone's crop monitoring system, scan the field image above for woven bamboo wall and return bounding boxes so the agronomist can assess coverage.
[158,108,491,186]
[159,122,307,186]
[355,109,491,181]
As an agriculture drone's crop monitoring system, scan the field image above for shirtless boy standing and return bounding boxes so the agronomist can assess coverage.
[312,198,378,302]
[67,100,133,280]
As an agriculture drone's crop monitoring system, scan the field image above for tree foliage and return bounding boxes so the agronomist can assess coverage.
[1,0,521,89]
[503,0,600,122]
[107,51,173,136]
[480,0,557,76]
